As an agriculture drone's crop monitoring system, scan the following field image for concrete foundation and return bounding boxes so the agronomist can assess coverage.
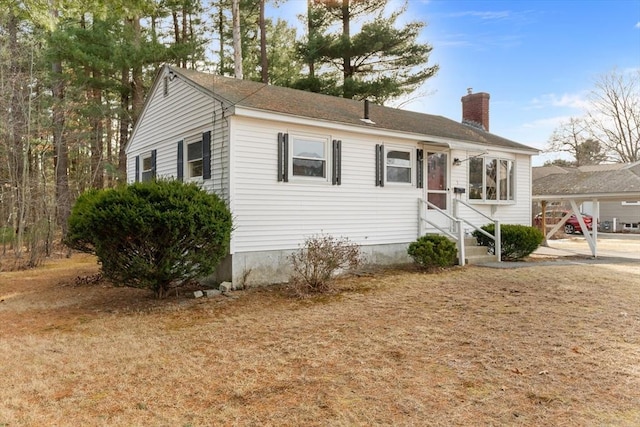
[214,242,414,287]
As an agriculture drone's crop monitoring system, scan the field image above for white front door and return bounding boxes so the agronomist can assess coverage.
[425,151,451,232]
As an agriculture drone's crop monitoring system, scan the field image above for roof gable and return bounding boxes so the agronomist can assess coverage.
[169,66,536,153]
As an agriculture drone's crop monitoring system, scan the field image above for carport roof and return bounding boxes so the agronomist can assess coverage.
[532,162,640,201]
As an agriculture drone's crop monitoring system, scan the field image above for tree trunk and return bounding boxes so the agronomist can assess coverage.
[232,0,243,79]
[118,66,130,182]
[218,5,225,74]
[131,17,144,122]
[259,0,268,83]
[8,10,27,253]
[90,68,104,189]
[52,58,70,237]
[48,3,70,239]
[181,6,188,68]
[341,0,352,98]
[307,0,315,78]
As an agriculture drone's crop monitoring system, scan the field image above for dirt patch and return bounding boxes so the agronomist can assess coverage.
[1,255,639,426]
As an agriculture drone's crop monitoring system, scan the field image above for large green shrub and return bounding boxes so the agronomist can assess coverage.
[66,180,232,298]
[473,224,544,261]
[407,234,458,268]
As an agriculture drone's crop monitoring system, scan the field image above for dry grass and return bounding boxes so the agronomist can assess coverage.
[1,253,639,426]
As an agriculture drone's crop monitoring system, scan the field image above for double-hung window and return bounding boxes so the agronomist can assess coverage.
[291,135,327,179]
[469,156,515,202]
[187,140,203,178]
[386,148,412,184]
[278,132,341,184]
[177,131,211,181]
[141,152,155,182]
[375,145,417,187]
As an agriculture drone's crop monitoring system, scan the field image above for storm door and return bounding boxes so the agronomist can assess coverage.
[425,151,451,231]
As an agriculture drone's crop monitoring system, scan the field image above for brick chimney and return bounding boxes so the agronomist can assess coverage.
[461,88,490,131]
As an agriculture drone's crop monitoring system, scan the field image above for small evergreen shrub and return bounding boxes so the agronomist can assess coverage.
[290,234,362,293]
[65,180,232,298]
[407,234,458,269]
[473,224,544,261]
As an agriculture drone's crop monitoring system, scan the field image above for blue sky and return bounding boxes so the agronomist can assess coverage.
[268,0,640,165]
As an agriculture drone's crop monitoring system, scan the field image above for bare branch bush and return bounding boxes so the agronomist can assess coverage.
[290,234,362,294]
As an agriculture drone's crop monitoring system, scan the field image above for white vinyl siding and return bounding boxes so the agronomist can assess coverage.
[126,71,229,202]
[230,117,422,253]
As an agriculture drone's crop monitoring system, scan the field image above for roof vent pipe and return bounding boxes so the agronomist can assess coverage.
[360,99,376,124]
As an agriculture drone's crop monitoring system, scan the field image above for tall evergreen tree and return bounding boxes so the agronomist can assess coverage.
[297,0,438,103]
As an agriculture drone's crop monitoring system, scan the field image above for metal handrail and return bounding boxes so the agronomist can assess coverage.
[418,199,466,266]
[453,199,501,262]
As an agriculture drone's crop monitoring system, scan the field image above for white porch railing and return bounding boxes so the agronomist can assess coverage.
[452,199,501,262]
[418,198,502,265]
[418,198,466,266]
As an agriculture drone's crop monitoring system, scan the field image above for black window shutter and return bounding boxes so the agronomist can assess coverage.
[416,149,424,188]
[277,132,284,182]
[177,140,184,181]
[283,133,289,182]
[135,155,140,182]
[375,144,384,187]
[277,132,289,182]
[202,131,211,179]
[151,149,157,179]
[332,139,342,185]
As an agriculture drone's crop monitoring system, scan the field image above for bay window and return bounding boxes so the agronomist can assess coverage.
[469,156,515,202]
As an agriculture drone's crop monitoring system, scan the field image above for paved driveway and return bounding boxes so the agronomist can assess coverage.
[542,233,640,261]
[481,233,640,269]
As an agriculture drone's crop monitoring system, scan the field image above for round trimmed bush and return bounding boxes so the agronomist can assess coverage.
[66,180,232,298]
[407,234,458,269]
[473,224,543,261]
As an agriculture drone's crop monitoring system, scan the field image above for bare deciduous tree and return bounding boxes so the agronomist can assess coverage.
[547,117,608,165]
[586,69,640,162]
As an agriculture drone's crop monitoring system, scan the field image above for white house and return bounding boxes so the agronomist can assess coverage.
[126,65,538,286]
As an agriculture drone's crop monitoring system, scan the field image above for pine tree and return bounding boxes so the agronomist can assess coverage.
[297,0,438,103]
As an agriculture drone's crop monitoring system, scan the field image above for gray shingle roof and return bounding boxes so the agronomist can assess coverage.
[533,163,640,199]
[171,66,536,152]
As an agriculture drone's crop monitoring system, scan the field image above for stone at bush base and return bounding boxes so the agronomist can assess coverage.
[219,282,233,293]
[205,289,221,297]
[192,290,204,298]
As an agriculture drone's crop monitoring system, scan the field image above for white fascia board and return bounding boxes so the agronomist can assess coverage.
[233,106,537,155]
[532,192,640,201]
[233,106,450,145]
[127,65,167,154]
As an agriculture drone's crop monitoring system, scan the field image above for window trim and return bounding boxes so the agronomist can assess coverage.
[179,131,211,181]
[468,155,516,204]
[384,145,413,185]
[186,139,204,179]
[140,150,156,182]
[288,133,330,182]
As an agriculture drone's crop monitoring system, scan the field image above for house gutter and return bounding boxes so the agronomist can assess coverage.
[233,106,539,155]
[532,192,640,201]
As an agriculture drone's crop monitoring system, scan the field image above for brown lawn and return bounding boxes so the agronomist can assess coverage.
[1,253,639,426]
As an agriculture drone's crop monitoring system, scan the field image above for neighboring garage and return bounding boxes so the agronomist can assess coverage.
[532,162,640,257]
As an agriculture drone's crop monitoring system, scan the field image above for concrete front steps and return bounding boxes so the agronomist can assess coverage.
[462,237,496,265]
